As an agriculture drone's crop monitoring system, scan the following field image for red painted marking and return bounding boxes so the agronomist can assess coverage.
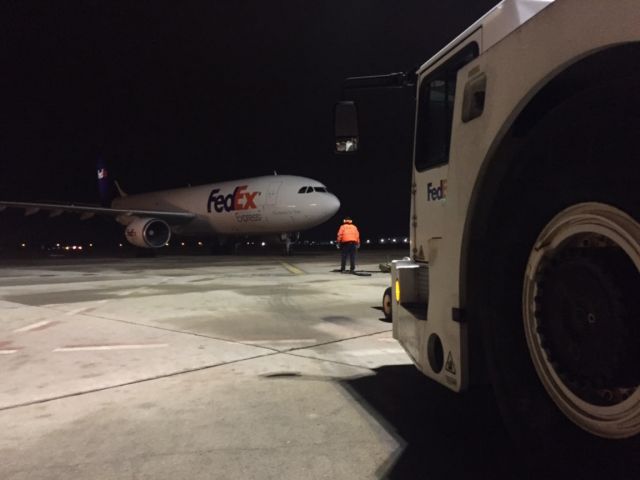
[0,341,22,350]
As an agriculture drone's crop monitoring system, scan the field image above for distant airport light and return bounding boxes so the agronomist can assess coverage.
[72,245,77,250]
[392,238,397,243]
[403,238,409,243]
[380,238,385,244]
[56,243,60,247]
[197,241,203,246]
[119,243,123,248]
[78,246,83,250]
[181,242,185,247]
[20,243,26,248]
[261,241,266,247]
[330,240,334,245]
[89,243,93,247]
[366,239,371,244]
[65,246,70,251]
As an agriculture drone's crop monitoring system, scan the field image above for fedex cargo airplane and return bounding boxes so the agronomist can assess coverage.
[0,166,340,254]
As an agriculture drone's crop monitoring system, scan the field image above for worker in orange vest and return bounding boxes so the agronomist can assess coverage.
[337,216,360,273]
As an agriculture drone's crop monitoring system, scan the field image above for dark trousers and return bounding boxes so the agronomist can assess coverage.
[340,242,357,271]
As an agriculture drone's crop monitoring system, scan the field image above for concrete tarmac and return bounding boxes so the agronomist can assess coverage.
[0,249,519,479]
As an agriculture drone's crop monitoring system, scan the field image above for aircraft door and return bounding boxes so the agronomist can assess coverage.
[266,181,282,206]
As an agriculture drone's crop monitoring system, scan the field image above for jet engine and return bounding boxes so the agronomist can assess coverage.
[124,217,171,248]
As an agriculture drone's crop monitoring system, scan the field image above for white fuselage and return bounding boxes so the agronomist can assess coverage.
[111,175,340,236]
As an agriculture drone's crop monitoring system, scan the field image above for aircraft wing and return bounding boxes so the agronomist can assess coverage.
[0,200,196,225]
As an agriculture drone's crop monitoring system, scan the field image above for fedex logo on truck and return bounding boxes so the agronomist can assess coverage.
[207,186,260,213]
[427,180,447,202]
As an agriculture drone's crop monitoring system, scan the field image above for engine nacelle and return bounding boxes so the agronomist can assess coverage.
[124,217,171,248]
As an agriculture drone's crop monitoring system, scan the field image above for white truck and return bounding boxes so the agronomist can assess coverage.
[336,0,640,466]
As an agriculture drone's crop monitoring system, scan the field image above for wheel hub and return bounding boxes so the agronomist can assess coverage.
[523,203,640,438]
[535,248,636,406]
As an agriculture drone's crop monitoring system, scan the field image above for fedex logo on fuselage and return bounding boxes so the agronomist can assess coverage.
[207,185,260,213]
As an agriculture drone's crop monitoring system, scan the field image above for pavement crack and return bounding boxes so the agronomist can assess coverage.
[285,328,392,353]
[0,351,279,412]
[62,311,283,354]
[282,351,379,372]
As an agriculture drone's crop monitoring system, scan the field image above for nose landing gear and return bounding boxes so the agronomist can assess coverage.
[280,232,300,256]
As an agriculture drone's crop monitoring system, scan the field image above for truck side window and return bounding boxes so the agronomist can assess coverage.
[415,42,478,171]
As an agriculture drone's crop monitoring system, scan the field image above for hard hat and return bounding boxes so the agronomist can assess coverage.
[343,217,352,223]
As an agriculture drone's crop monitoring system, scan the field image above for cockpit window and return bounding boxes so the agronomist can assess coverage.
[298,186,328,193]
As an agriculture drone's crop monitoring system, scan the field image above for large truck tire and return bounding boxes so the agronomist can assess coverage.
[482,201,640,475]
[476,100,640,475]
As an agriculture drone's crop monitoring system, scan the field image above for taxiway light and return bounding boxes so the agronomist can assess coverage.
[261,242,266,247]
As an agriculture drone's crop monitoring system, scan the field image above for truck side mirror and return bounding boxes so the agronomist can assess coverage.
[334,101,359,153]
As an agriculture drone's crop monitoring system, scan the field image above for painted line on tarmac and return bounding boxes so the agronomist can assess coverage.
[280,262,305,275]
[53,343,169,352]
[65,300,108,316]
[13,320,54,333]
[0,349,18,355]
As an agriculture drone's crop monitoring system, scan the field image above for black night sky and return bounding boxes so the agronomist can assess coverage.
[1,1,497,247]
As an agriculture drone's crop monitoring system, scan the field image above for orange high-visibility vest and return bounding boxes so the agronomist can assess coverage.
[337,223,360,244]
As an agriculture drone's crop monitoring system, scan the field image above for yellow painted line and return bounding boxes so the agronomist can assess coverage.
[280,262,305,275]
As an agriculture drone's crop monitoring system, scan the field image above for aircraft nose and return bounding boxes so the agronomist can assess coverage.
[326,193,340,216]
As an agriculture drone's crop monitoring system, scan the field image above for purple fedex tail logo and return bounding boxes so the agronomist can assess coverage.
[96,156,113,207]
[207,185,261,213]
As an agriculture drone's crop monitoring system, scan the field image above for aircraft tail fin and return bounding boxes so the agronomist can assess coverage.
[96,156,124,206]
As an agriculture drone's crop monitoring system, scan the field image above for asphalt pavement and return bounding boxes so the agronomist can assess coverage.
[0,249,521,479]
